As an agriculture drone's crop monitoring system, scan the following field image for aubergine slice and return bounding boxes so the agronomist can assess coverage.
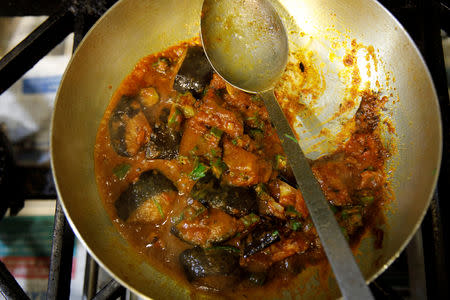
[109,95,151,157]
[191,174,258,217]
[171,205,241,247]
[179,247,242,290]
[242,218,282,258]
[140,104,181,160]
[145,123,181,159]
[115,170,177,221]
[173,46,213,99]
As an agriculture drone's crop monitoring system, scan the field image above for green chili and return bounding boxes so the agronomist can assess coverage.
[113,163,131,180]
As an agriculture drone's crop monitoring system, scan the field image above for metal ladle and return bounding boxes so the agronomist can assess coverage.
[200,0,374,299]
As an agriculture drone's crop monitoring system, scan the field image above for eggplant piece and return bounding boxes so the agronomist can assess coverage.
[242,219,282,258]
[171,206,240,247]
[139,104,181,160]
[115,170,177,221]
[109,95,150,157]
[145,123,181,159]
[191,174,258,217]
[173,46,213,99]
[179,247,241,289]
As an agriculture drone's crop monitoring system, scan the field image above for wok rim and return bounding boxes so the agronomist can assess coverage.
[50,0,443,298]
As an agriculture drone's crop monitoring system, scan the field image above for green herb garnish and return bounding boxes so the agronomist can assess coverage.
[171,213,184,225]
[188,145,199,156]
[288,219,302,231]
[271,230,280,238]
[113,163,131,180]
[255,183,268,196]
[275,154,287,170]
[191,206,206,220]
[231,139,238,145]
[168,107,181,126]
[284,133,298,143]
[153,198,164,218]
[180,105,195,118]
[361,195,374,204]
[249,129,263,139]
[285,205,302,218]
[210,127,223,138]
[251,95,262,103]
[152,57,171,68]
[241,213,260,227]
[211,158,227,178]
[189,161,209,180]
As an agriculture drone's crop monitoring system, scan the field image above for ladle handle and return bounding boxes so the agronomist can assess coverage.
[260,90,374,300]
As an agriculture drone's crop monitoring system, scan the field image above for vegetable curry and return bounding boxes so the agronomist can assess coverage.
[94,39,389,296]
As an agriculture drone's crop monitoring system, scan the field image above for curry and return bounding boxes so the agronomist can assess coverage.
[94,39,389,296]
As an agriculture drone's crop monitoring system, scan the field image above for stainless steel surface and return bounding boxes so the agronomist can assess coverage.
[201,0,288,93]
[51,0,442,298]
[201,1,372,298]
[261,90,373,300]
[406,229,427,300]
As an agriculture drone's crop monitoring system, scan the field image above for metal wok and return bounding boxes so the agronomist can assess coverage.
[51,0,442,298]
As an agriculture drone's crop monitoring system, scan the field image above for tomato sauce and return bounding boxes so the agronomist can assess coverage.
[94,38,390,297]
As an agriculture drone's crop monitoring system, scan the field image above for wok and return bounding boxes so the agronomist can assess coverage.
[51,0,442,298]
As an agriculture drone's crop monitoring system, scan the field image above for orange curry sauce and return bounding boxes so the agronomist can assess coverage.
[94,39,389,297]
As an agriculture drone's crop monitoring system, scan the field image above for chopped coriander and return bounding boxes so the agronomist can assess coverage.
[180,105,195,118]
[249,129,263,139]
[188,145,199,156]
[210,127,223,138]
[211,158,227,178]
[361,195,374,204]
[168,107,181,127]
[231,138,238,145]
[246,113,264,129]
[152,57,171,68]
[177,155,189,165]
[251,95,261,102]
[191,206,206,220]
[285,205,302,217]
[113,163,131,180]
[275,154,287,170]
[241,213,260,227]
[153,198,164,218]
[189,161,209,180]
[288,219,302,231]
[284,133,298,143]
[255,183,268,196]
[271,230,280,238]
[171,213,184,225]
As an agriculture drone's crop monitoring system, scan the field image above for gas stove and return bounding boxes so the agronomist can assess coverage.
[0,0,448,299]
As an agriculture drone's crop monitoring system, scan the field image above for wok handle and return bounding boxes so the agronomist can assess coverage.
[260,90,374,300]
